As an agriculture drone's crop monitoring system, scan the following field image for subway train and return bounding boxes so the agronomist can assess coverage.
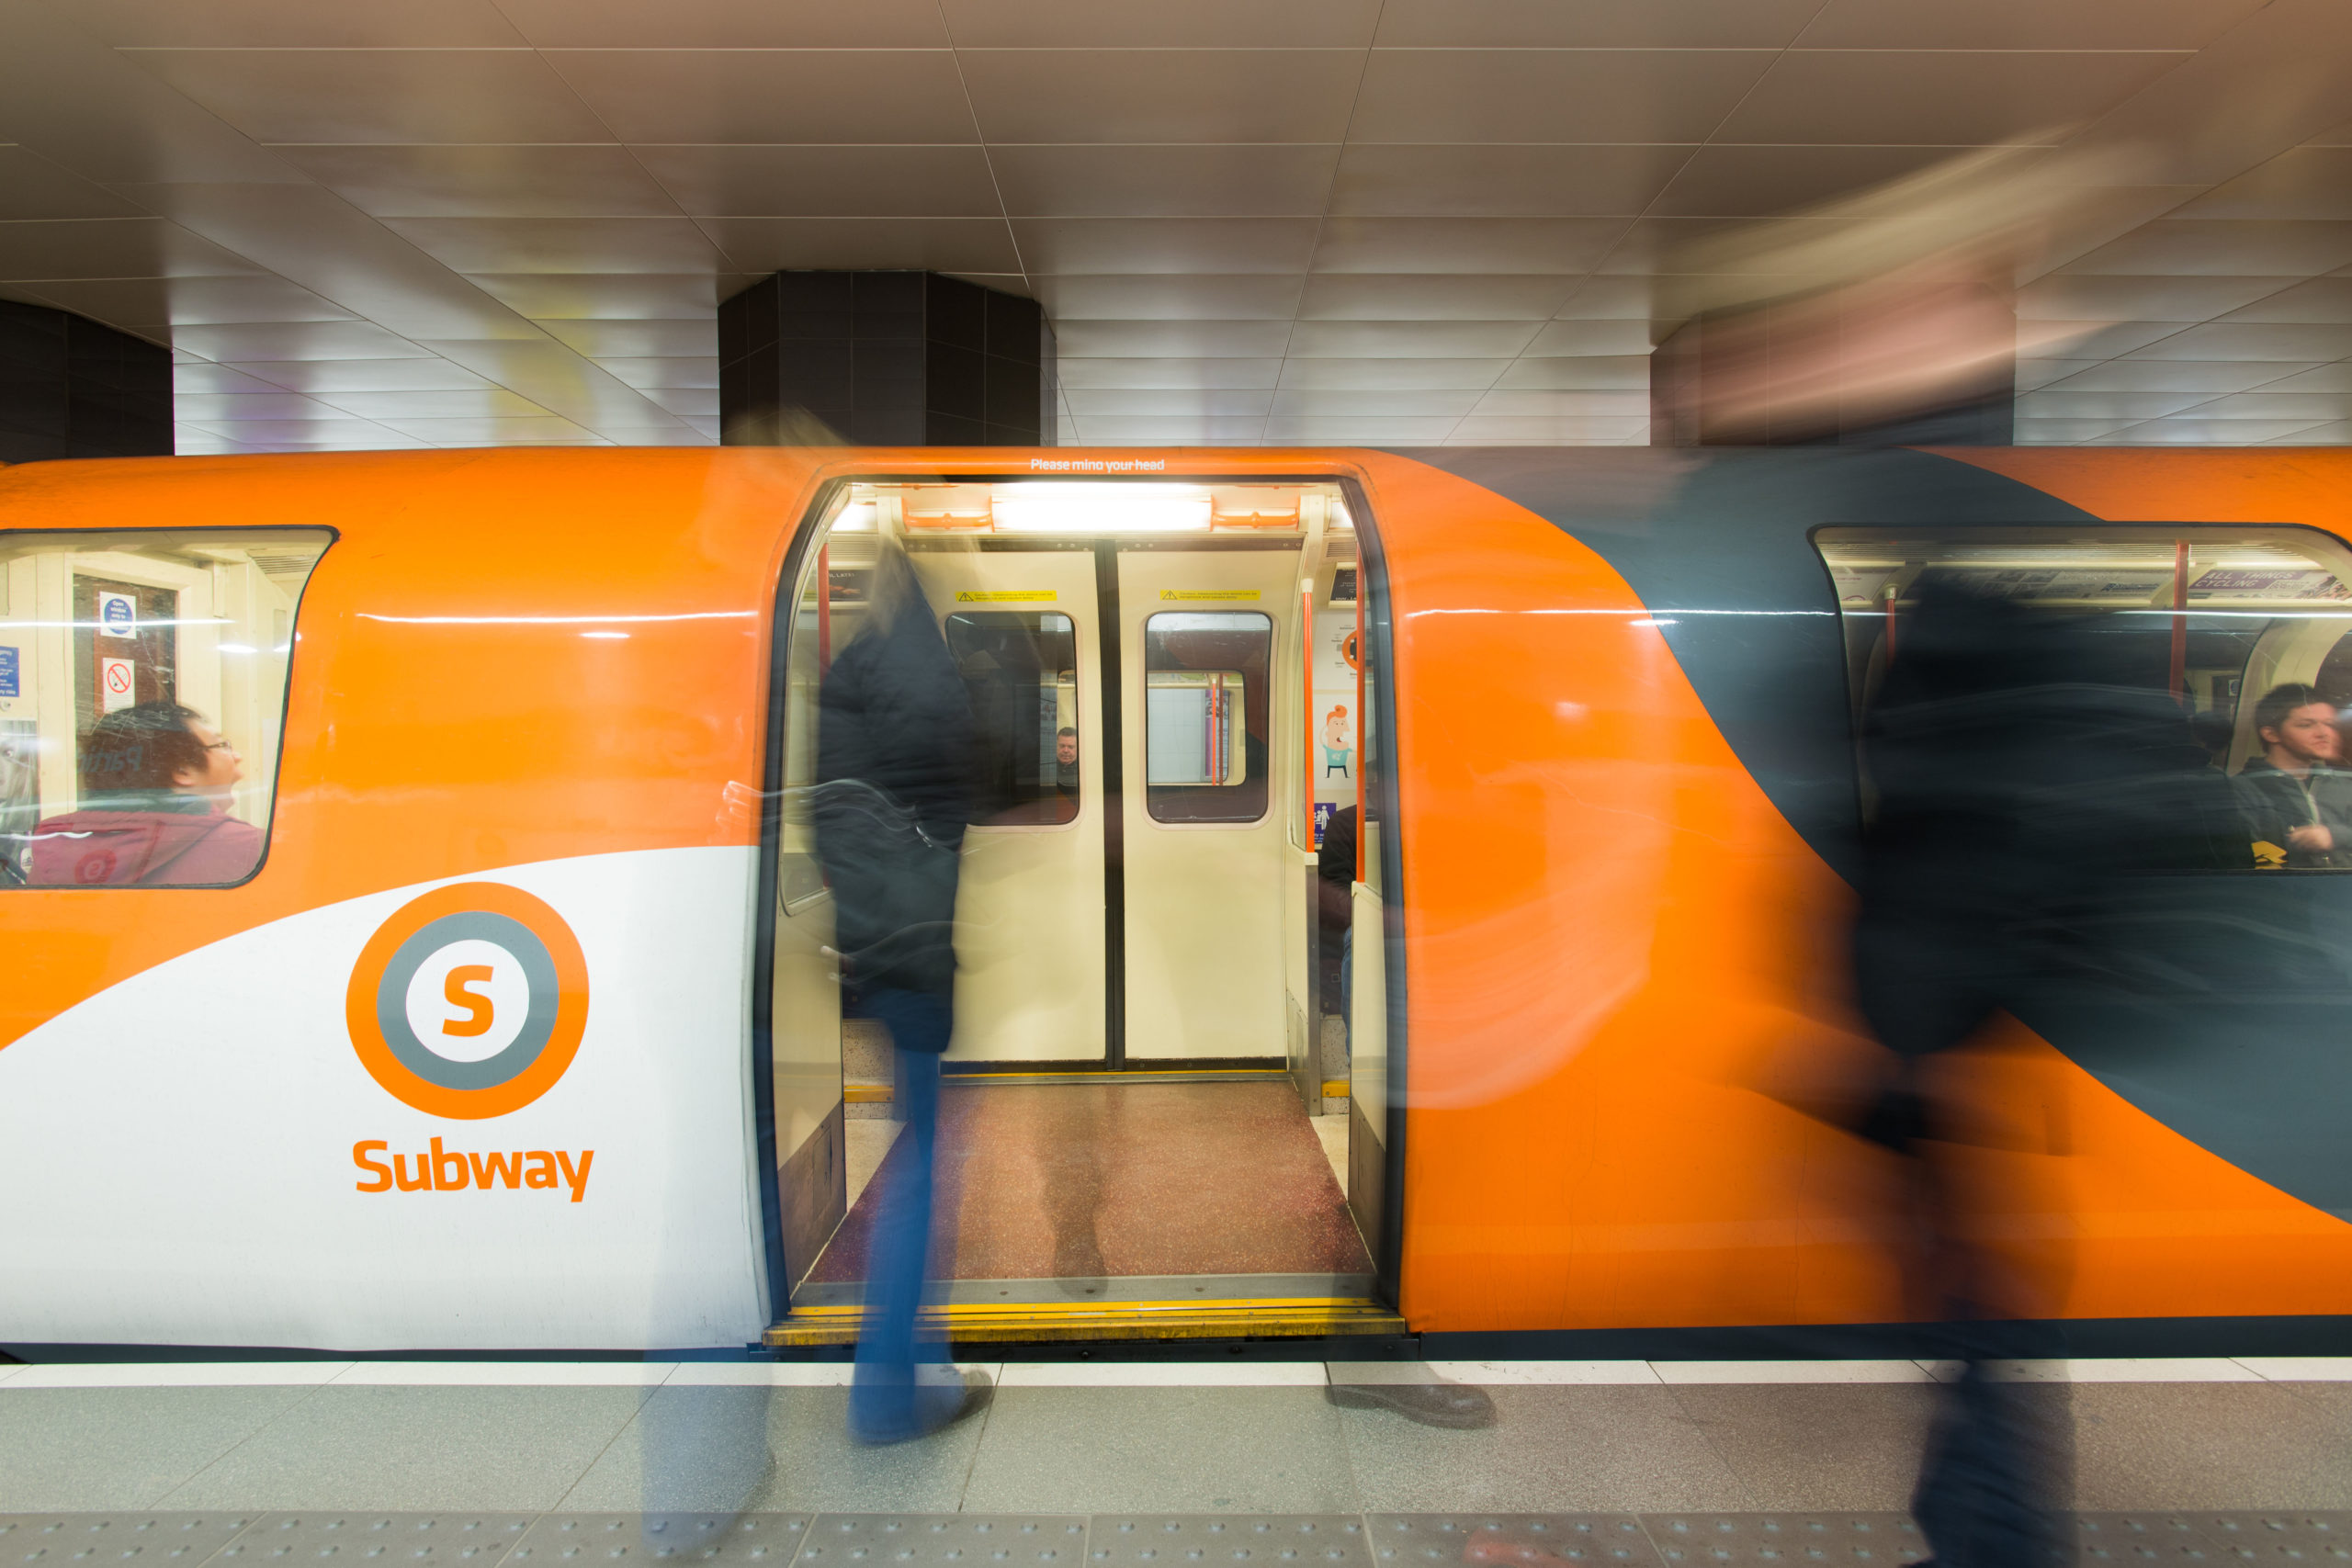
[3,443,2350,1354]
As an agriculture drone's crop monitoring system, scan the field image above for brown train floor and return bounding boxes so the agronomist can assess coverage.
[808,1080,1372,1282]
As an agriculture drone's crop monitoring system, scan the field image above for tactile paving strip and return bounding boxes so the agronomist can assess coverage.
[797,1517,1084,1568]
[2192,1516,2352,1563]
[217,1517,535,1568]
[2077,1514,2229,1564]
[0,1517,261,1568]
[1367,1516,1657,1567]
[1087,1518,1363,1568]
[1642,1517,1927,1567]
[508,1517,810,1567]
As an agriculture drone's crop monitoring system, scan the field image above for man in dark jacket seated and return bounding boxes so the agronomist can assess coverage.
[813,539,988,1445]
[30,700,261,886]
[2232,682,2352,868]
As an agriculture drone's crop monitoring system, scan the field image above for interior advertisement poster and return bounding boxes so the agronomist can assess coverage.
[1312,609,1357,852]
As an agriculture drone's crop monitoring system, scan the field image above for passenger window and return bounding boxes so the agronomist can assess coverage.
[1144,611,1271,824]
[1816,526,2352,870]
[0,528,331,888]
[946,611,1080,827]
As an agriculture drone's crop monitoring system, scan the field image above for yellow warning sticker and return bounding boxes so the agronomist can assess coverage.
[955,590,1057,603]
[1159,589,1261,602]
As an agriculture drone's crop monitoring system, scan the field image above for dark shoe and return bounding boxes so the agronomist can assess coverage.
[1326,1380,1497,1429]
[848,1368,994,1446]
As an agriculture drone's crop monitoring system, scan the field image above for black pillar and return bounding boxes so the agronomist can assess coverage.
[718,272,1056,447]
[0,299,171,462]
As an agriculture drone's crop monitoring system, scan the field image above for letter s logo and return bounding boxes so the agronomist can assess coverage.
[441,964,495,1037]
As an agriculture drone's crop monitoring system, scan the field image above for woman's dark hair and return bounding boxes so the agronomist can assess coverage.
[2253,682,2331,741]
[81,699,206,795]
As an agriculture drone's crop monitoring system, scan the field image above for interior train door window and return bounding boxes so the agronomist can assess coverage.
[1816,525,2352,869]
[0,528,332,889]
[1143,611,1271,824]
[946,610,1080,827]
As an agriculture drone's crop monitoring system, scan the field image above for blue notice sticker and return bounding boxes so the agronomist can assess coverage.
[99,592,135,637]
[0,645,16,698]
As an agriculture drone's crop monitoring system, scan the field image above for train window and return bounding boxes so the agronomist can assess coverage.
[946,611,1080,827]
[1816,525,2352,869]
[1144,611,1271,824]
[0,527,331,889]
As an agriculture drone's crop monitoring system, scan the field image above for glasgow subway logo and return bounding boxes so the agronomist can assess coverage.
[345,883,589,1119]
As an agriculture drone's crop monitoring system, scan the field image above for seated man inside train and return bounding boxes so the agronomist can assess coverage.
[1053,725,1079,800]
[2232,682,2352,869]
[28,700,262,886]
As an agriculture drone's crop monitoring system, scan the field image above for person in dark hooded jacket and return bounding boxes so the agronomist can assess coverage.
[30,700,260,886]
[812,538,989,1444]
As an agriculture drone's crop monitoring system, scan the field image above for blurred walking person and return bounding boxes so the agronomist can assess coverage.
[812,538,989,1445]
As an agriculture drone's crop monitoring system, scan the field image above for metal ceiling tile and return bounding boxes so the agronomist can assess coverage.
[2013,390,2212,420]
[2018,275,2301,321]
[1012,219,1321,276]
[271,144,682,220]
[991,145,1340,218]
[1595,216,1857,276]
[543,51,975,143]
[1714,51,2182,145]
[698,217,1022,273]
[1035,276,1304,321]
[2031,321,2215,358]
[1309,217,1625,275]
[2246,363,2352,392]
[1271,389,1482,415]
[947,0,1380,45]
[678,415,723,437]
[1374,0,1822,47]
[957,50,1364,144]
[225,357,497,391]
[0,145,144,220]
[2059,220,2352,276]
[1275,357,1510,388]
[2013,418,2143,443]
[1068,414,1270,441]
[1287,319,1544,355]
[1061,389,1275,415]
[177,415,415,444]
[2265,419,2352,440]
[1472,389,1650,413]
[409,338,702,427]
[1297,276,1577,321]
[1327,144,1686,220]
[463,274,718,321]
[173,427,272,452]
[1794,0,2264,49]
[311,388,557,419]
[379,217,723,275]
[1447,413,1650,441]
[594,356,722,389]
[167,321,433,360]
[2122,322,2352,359]
[171,391,348,420]
[1555,276,1661,320]
[123,49,614,144]
[2015,359,2106,391]
[537,320,718,356]
[1350,51,1774,144]
[2177,391,2352,418]
[1647,144,1971,219]
[369,414,608,441]
[1262,414,1464,441]
[2222,277,2352,321]
[72,0,530,46]
[629,145,1000,219]
[1490,355,1653,389]
[2107,416,2340,442]
[27,276,358,327]
[498,0,948,46]
[175,362,311,393]
[1054,320,1295,355]
[640,388,720,415]
[2173,148,2352,221]
[0,217,266,279]
[2036,359,2323,393]
[1054,356,1283,389]
[1524,320,1662,355]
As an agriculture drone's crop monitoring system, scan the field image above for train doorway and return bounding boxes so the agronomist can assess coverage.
[757,477,1398,1344]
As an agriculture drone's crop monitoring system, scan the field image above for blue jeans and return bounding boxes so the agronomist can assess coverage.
[849,987,953,1440]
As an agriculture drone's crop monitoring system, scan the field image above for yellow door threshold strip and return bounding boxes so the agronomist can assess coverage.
[764,1296,1404,1347]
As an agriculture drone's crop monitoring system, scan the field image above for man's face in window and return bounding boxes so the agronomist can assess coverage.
[2268,702,2342,765]
[1056,732,1078,767]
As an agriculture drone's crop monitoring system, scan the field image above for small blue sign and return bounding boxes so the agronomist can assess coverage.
[99,593,136,637]
[0,646,16,698]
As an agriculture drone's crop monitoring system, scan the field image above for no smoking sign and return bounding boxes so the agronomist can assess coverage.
[99,656,135,713]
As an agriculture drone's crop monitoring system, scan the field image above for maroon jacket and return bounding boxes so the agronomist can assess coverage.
[29,805,264,886]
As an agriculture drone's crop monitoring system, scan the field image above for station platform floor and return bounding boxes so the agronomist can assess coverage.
[1,1358,2348,1531]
